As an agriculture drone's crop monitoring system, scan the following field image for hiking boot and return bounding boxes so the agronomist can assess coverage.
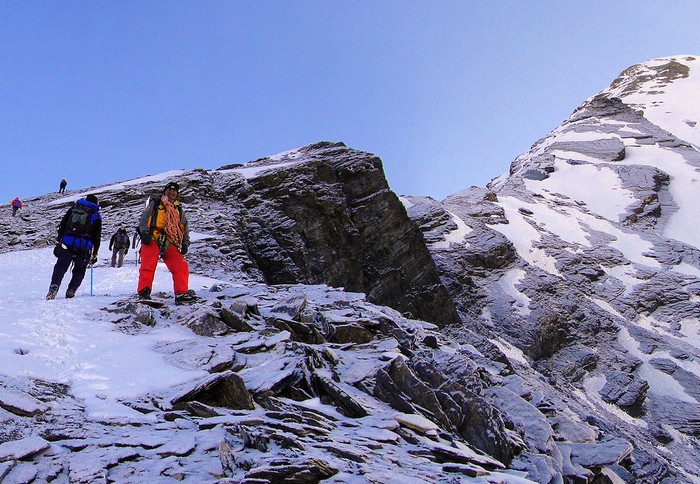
[46,285,59,301]
[138,288,151,300]
[66,288,76,299]
[175,290,197,305]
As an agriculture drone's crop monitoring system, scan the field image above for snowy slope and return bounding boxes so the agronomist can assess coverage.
[493,55,700,248]
[0,245,217,421]
[604,55,700,148]
[406,55,700,481]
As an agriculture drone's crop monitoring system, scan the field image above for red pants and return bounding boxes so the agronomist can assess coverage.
[138,242,189,295]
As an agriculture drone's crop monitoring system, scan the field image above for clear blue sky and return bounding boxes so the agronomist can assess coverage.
[2,1,699,205]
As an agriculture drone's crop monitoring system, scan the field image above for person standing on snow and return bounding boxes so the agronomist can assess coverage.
[59,178,67,194]
[137,182,196,304]
[46,194,102,300]
[109,227,130,268]
[10,197,22,217]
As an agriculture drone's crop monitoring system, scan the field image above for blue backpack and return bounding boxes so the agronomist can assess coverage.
[62,200,100,251]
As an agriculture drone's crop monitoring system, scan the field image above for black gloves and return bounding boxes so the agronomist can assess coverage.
[180,245,188,255]
[90,254,98,265]
[53,244,61,257]
[141,233,152,245]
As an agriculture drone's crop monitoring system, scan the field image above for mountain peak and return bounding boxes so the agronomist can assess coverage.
[602,55,700,147]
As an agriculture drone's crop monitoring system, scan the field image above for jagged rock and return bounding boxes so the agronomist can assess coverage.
[556,437,633,469]
[0,388,49,417]
[328,323,374,344]
[267,316,326,344]
[156,338,244,373]
[599,371,649,411]
[270,293,308,320]
[485,387,553,454]
[0,436,50,462]
[420,440,505,470]
[243,457,338,482]
[384,356,451,428]
[168,371,254,410]
[395,412,440,437]
[313,372,370,418]
[220,305,255,332]
[180,307,230,337]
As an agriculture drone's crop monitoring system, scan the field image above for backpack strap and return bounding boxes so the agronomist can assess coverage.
[149,199,161,234]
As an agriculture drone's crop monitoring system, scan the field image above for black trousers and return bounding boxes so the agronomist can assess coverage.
[50,246,91,291]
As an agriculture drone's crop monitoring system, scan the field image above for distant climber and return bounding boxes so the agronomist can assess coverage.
[46,194,102,300]
[10,197,22,217]
[109,227,130,268]
[59,178,67,194]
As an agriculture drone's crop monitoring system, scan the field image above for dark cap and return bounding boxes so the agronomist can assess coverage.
[163,182,180,193]
[85,194,98,205]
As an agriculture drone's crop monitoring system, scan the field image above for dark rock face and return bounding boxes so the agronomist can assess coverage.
[231,142,459,327]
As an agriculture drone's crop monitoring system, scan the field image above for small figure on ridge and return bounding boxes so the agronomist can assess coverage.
[10,197,22,217]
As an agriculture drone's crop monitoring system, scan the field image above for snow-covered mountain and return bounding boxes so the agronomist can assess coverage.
[405,54,700,482]
[1,55,700,483]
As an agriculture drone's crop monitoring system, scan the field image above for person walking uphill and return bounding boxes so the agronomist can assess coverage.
[109,227,130,268]
[59,178,67,194]
[46,194,102,300]
[10,197,22,217]
[137,182,196,304]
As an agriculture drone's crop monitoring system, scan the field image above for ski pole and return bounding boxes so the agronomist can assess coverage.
[90,264,93,296]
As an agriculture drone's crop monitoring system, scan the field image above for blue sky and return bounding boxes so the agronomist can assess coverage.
[2,1,700,205]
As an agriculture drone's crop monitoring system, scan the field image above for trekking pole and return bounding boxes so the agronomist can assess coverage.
[89,248,94,296]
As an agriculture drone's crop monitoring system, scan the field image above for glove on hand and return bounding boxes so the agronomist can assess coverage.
[180,245,188,255]
[53,244,61,258]
[141,233,152,245]
[90,255,98,265]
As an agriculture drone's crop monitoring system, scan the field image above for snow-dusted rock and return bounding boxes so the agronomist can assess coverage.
[2,55,700,483]
[0,436,50,462]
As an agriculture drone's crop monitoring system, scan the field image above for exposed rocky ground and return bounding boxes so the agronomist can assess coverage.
[1,56,700,483]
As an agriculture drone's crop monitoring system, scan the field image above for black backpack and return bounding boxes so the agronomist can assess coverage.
[63,205,95,250]
[116,230,129,248]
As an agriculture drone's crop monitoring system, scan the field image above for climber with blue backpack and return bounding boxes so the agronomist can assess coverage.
[46,194,102,300]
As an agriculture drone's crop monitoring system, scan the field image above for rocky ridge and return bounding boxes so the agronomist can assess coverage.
[404,55,700,482]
